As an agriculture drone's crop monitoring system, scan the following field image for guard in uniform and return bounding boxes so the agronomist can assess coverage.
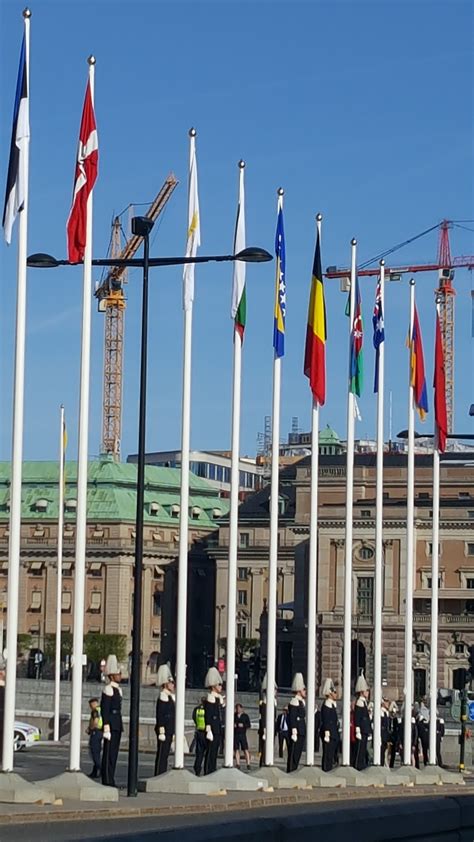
[287,672,306,773]
[416,705,429,766]
[203,667,224,775]
[436,713,445,767]
[154,663,175,775]
[320,678,339,772]
[380,696,391,767]
[100,654,123,787]
[258,673,277,767]
[353,673,372,770]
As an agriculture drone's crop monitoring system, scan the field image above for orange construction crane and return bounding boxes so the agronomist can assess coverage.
[325,220,474,433]
[95,173,178,458]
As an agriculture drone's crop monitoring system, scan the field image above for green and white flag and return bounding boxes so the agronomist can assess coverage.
[231,162,246,340]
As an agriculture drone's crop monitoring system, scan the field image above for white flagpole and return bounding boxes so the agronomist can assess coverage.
[305,212,322,767]
[403,278,416,765]
[224,161,245,768]
[54,405,65,743]
[342,237,357,767]
[429,301,441,765]
[2,8,31,774]
[174,129,198,769]
[373,259,385,766]
[264,188,284,766]
[69,56,95,772]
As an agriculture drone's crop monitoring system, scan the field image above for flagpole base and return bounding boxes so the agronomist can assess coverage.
[329,767,377,787]
[39,771,118,802]
[249,766,306,789]
[302,767,346,787]
[0,772,55,804]
[141,768,223,795]
[204,767,268,791]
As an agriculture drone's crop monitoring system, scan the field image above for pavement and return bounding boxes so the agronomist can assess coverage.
[0,744,471,842]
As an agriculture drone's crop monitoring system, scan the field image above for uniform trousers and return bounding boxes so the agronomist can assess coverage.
[89,730,102,777]
[101,731,121,786]
[193,731,207,775]
[380,740,389,767]
[287,735,304,772]
[353,736,368,770]
[322,739,337,772]
[204,735,220,774]
[154,734,172,776]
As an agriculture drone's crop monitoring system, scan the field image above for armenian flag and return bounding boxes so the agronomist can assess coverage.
[273,205,286,358]
[304,229,326,405]
[410,305,428,420]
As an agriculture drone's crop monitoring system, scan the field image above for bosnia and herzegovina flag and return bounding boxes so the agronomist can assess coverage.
[304,229,326,405]
[231,164,246,340]
[2,34,30,244]
[410,305,428,420]
[349,276,363,397]
[273,204,286,358]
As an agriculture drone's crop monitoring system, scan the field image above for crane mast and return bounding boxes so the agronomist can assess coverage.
[96,173,178,459]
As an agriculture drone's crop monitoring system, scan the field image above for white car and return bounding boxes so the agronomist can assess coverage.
[14,721,41,751]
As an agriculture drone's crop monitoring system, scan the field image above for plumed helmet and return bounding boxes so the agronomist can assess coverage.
[261,673,277,693]
[105,654,119,675]
[157,663,173,687]
[355,673,369,693]
[204,667,223,688]
[322,678,335,697]
[291,672,305,692]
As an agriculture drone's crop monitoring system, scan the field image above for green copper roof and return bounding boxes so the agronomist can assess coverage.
[0,458,229,527]
[319,425,341,445]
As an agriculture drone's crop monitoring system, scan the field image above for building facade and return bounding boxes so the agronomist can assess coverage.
[0,457,227,681]
[127,449,263,497]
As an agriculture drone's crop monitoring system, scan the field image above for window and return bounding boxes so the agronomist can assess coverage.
[171,504,180,519]
[467,579,474,589]
[419,493,430,500]
[62,591,71,612]
[29,561,43,576]
[149,502,159,515]
[415,642,425,653]
[459,493,470,499]
[468,511,474,519]
[237,623,247,639]
[359,546,374,560]
[455,643,465,654]
[427,543,441,556]
[89,591,101,613]
[88,562,102,577]
[425,576,441,589]
[238,589,248,606]
[466,601,474,614]
[467,544,474,556]
[62,562,73,578]
[191,506,201,520]
[238,567,248,581]
[357,577,374,618]
[361,510,371,518]
[29,591,42,611]
[239,533,250,549]
[153,591,162,616]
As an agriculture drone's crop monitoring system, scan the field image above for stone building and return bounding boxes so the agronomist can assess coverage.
[0,457,227,680]
[211,451,474,697]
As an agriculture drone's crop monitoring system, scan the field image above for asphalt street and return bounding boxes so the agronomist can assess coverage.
[15,743,163,786]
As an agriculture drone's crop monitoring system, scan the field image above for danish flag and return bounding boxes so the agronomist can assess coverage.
[66,80,98,263]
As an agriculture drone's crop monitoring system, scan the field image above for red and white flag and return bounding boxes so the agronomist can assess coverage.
[66,80,98,263]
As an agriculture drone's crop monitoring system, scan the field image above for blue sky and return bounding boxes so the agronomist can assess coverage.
[1,0,473,463]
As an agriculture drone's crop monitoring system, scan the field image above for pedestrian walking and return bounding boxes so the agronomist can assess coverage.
[234,703,251,769]
[154,664,175,776]
[192,696,207,776]
[86,697,103,779]
[320,678,339,772]
[287,672,306,773]
[100,654,123,787]
[204,667,224,775]
[276,706,289,758]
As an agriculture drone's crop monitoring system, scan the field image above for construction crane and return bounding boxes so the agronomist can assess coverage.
[95,173,178,459]
[325,220,474,433]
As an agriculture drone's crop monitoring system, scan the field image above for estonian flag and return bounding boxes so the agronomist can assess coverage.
[2,35,29,244]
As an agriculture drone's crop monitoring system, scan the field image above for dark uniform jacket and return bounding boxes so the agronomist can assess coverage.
[320,698,339,740]
[101,682,123,733]
[258,697,277,738]
[156,690,175,737]
[204,691,224,738]
[288,696,306,737]
[354,697,372,738]
[381,708,391,742]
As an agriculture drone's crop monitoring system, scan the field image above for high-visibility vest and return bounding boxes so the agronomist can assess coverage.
[90,706,103,731]
[195,706,205,731]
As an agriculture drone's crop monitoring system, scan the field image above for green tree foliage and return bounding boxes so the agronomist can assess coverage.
[83,633,128,665]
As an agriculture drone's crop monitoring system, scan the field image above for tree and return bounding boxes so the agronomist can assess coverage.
[17,634,32,655]
[43,632,73,661]
[218,637,258,664]
[83,633,127,666]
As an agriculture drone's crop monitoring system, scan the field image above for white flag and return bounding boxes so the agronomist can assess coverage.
[230,164,246,337]
[183,133,200,310]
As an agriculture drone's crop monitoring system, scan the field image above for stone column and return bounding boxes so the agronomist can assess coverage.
[334,539,345,610]
[383,539,394,610]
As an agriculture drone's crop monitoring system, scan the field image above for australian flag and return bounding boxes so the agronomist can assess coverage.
[372,279,385,393]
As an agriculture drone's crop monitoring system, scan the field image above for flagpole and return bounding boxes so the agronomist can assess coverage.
[429,301,441,765]
[305,212,322,767]
[174,129,198,769]
[373,259,385,766]
[403,278,416,765]
[2,7,31,774]
[342,237,357,767]
[69,55,95,773]
[264,187,284,766]
[224,161,245,768]
[54,405,65,743]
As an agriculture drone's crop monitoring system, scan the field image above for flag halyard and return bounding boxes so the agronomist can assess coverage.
[2,34,29,245]
[304,229,326,405]
[66,80,98,263]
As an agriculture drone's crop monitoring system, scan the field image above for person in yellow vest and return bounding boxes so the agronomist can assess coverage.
[192,696,207,776]
[86,697,103,779]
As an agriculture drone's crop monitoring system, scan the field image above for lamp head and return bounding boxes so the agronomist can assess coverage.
[27,253,61,268]
[131,216,155,238]
[235,247,272,263]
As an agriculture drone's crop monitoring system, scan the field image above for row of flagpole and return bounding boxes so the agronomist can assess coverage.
[2,10,450,782]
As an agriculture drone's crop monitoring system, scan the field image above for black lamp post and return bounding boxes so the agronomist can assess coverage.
[28,234,272,797]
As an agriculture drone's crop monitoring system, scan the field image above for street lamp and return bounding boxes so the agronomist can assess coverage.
[27,231,271,797]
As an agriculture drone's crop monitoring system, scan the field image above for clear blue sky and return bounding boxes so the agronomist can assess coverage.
[1,0,473,463]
